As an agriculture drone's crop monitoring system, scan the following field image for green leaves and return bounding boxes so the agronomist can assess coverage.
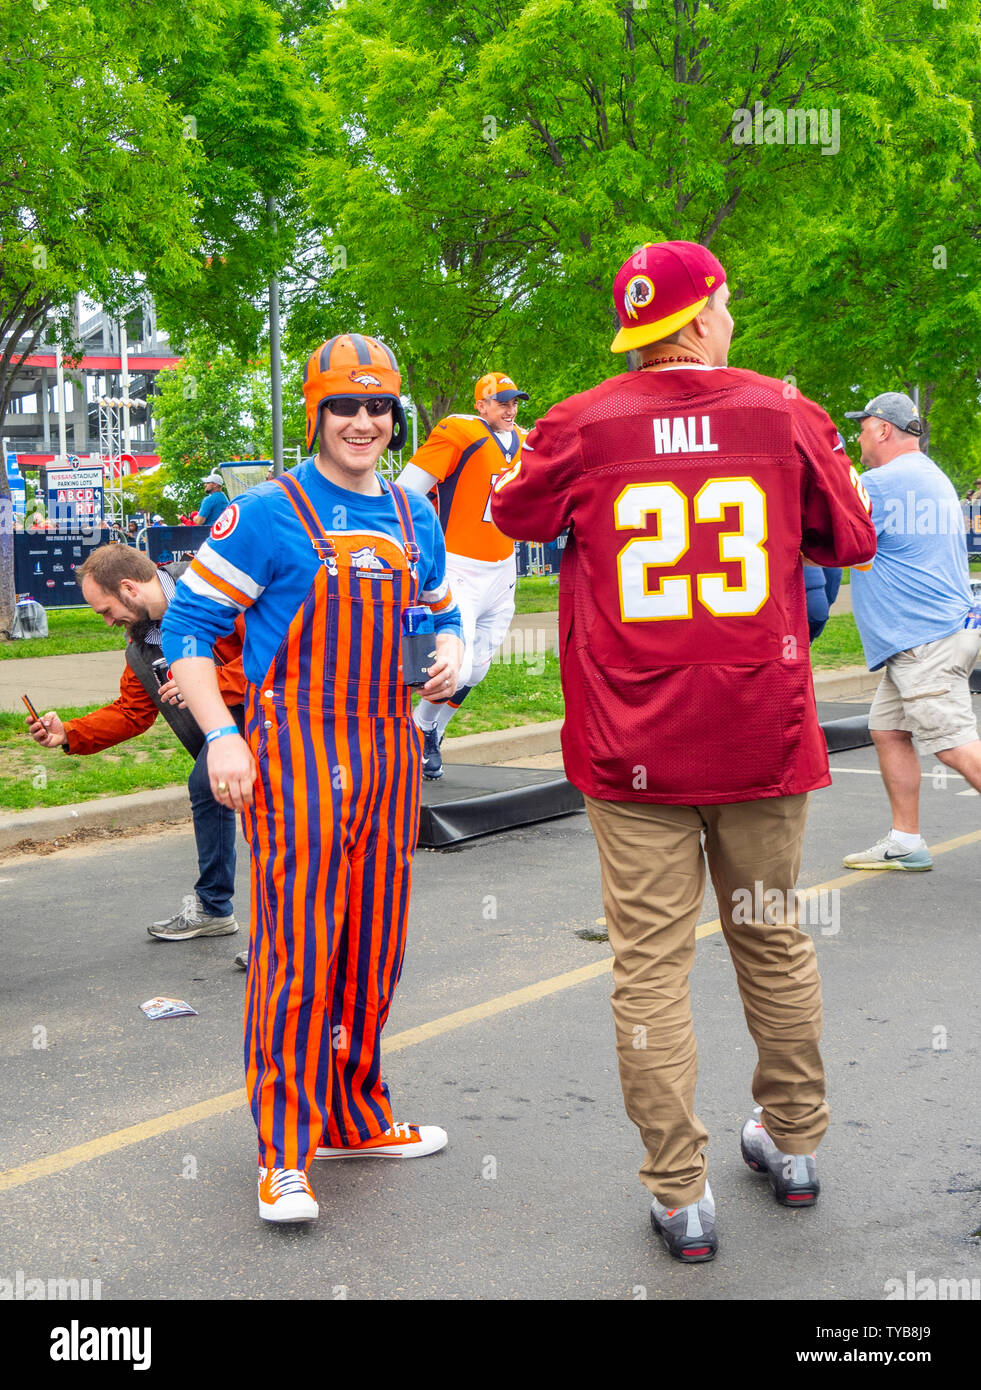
[297,0,980,473]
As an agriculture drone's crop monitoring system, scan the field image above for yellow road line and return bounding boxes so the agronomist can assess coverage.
[3,826,979,1195]
[0,959,614,1195]
[0,1091,248,1194]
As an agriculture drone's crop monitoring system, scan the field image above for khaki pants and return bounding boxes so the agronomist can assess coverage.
[585,793,828,1208]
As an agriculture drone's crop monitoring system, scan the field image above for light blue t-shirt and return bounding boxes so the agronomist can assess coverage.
[197,490,229,526]
[850,451,971,670]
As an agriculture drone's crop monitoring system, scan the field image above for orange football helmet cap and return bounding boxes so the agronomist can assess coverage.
[302,334,408,452]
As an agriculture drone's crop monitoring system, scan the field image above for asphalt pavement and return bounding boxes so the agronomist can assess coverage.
[1,705,980,1308]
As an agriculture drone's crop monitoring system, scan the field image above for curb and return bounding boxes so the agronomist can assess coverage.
[811,666,880,700]
[0,786,193,855]
[0,721,569,854]
[0,670,876,854]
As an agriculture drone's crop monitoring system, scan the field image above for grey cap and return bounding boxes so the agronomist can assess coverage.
[844,392,922,435]
[201,470,225,486]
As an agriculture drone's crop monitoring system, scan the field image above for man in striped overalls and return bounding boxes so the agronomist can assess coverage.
[163,335,463,1223]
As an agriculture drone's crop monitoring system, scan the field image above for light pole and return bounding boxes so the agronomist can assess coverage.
[267,195,284,478]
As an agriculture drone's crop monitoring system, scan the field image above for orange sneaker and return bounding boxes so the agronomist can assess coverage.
[315,1122,448,1160]
[258,1167,319,1223]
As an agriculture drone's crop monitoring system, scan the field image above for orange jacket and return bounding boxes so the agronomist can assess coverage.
[62,617,246,756]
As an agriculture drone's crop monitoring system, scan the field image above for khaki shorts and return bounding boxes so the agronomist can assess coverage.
[869,628,981,755]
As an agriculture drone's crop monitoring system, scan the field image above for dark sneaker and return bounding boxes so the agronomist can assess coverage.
[148,893,238,941]
[650,1181,717,1262]
[740,1107,820,1206]
[421,724,443,781]
[843,834,932,871]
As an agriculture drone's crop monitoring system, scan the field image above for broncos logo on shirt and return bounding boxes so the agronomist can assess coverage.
[349,545,386,570]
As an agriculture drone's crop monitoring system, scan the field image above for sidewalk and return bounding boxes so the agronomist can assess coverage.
[0,611,562,713]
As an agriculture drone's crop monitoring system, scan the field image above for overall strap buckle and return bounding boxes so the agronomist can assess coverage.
[312,536,338,574]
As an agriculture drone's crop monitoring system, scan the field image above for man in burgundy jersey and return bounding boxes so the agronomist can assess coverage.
[491,240,877,1263]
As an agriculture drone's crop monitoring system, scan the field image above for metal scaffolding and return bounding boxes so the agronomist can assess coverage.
[98,393,142,527]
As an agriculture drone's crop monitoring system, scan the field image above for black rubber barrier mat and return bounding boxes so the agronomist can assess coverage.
[821,713,873,753]
[418,764,583,848]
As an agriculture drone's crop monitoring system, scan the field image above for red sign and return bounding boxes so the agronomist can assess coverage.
[104,453,137,478]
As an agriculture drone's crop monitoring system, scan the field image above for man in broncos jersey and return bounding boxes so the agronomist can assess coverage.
[491,241,877,1263]
[396,371,529,778]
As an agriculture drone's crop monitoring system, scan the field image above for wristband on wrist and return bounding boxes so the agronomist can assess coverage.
[205,725,240,744]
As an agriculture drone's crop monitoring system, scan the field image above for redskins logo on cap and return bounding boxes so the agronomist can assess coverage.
[623,275,654,321]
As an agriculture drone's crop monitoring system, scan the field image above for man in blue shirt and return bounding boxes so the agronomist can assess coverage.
[196,471,229,527]
[843,392,981,870]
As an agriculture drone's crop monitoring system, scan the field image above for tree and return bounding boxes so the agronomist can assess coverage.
[294,0,979,472]
[0,0,318,636]
[155,336,272,465]
[0,0,199,632]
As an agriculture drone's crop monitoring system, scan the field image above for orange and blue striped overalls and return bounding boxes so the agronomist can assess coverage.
[242,473,423,1171]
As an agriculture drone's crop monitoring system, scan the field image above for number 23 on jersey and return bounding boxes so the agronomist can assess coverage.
[616,477,769,621]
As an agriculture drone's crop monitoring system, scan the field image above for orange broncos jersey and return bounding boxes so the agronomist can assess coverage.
[410,414,527,562]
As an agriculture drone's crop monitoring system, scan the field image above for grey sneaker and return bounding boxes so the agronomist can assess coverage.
[650,1180,717,1262]
[843,833,932,871]
[740,1107,819,1206]
[234,948,249,971]
[148,893,238,940]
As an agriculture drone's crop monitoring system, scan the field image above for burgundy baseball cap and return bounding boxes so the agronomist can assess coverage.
[611,241,727,353]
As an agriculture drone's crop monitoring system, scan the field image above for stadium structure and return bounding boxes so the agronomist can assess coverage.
[1,298,178,477]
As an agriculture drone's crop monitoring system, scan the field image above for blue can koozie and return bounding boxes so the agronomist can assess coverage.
[401,606,437,686]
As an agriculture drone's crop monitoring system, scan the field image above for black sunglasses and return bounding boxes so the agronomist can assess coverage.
[323,397,393,418]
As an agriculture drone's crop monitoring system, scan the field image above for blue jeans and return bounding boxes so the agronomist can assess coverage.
[186,706,243,917]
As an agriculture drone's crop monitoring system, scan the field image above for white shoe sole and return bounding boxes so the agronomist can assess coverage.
[315,1126,448,1160]
[259,1196,319,1223]
[148,919,239,939]
[842,859,931,871]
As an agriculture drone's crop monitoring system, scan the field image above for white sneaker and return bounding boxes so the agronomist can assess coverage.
[314,1122,448,1159]
[258,1167,319,1223]
[843,834,932,871]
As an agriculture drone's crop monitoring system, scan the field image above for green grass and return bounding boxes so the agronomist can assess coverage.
[513,575,559,614]
[439,650,564,736]
[0,607,125,660]
[0,705,192,811]
[809,613,865,669]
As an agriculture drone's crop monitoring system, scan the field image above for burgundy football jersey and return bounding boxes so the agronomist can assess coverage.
[491,365,876,804]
